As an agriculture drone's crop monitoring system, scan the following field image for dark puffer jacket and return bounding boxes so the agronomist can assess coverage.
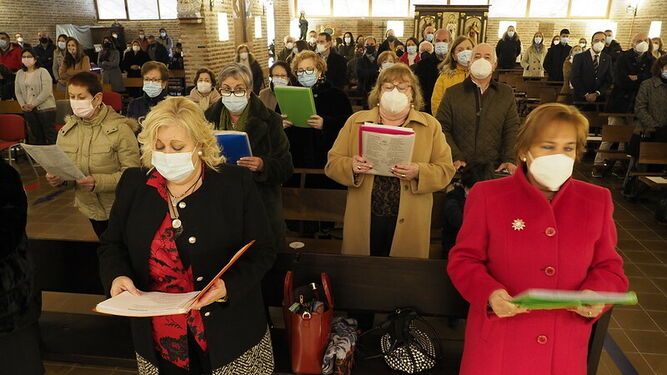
[435,77,519,167]
[0,159,40,335]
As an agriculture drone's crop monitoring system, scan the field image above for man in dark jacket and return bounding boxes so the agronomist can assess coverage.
[147,35,170,65]
[277,35,295,62]
[603,29,623,64]
[316,32,348,89]
[543,28,572,81]
[607,32,655,113]
[0,159,44,374]
[356,36,379,107]
[411,41,438,114]
[32,31,56,80]
[436,43,519,174]
[570,31,613,104]
[496,25,522,69]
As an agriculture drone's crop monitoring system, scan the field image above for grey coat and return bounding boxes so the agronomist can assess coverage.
[98,49,125,92]
[635,76,667,129]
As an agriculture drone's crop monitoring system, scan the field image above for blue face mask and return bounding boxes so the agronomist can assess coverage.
[298,72,318,87]
[143,82,163,98]
[221,95,248,114]
[662,71,667,80]
[0,40,8,49]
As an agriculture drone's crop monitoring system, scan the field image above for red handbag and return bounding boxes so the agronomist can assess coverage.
[283,271,334,374]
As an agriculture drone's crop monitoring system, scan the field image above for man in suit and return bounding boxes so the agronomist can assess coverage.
[316,32,348,89]
[570,31,613,106]
[543,28,571,81]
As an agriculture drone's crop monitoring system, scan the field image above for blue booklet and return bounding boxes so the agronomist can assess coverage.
[214,131,252,165]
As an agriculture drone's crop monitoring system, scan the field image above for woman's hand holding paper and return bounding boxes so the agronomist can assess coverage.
[392,163,419,181]
[191,278,227,310]
[352,155,372,174]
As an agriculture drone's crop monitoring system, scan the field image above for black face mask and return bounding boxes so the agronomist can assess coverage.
[366,45,376,55]
[39,37,48,44]
[103,42,112,49]
[396,49,404,57]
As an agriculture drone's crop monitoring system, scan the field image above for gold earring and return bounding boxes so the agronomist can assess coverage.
[522,157,527,162]
[197,150,203,156]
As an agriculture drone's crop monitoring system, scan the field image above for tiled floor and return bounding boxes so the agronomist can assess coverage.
[9,154,667,374]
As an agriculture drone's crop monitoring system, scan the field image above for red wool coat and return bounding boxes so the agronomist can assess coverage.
[447,166,628,375]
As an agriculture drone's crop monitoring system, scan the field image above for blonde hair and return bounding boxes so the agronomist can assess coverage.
[137,97,224,170]
[438,36,476,74]
[368,63,424,111]
[377,51,398,66]
[516,103,589,162]
[290,50,327,75]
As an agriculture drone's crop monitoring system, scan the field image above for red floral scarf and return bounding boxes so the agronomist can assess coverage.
[146,170,208,370]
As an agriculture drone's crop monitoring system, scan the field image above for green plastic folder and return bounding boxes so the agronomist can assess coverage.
[274,86,317,128]
[512,289,638,310]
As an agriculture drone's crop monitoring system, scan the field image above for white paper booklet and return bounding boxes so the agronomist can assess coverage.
[646,176,667,184]
[20,143,85,180]
[359,123,416,177]
[95,290,200,317]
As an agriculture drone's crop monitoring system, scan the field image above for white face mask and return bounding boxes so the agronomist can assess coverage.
[561,37,569,45]
[535,37,543,44]
[425,33,434,42]
[470,58,493,79]
[286,42,294,50]
[592,41,605,53]
[605,36,613,44]
[197,81,212,93]
[221,95,248,114]
[457,49,472,66]
[271,77,289,87]
[308,37,316,44]
[381,61,394,70]
[152,151,195,182]
[380,88,409,114]
[58,41,66,50]
[239,52,249,60]
[507,31,515,38]
[579,43,586,48]
[292,47,299,54]
[434,42,449,55]
[528,152,574,191]
[316,43,327,53]
[553,39,560,45]
[139,34,145,39]
[407,45,417,55]
[635,41,649,54]
[70,98,97,119]
[344,37,351,44]
[132,45,141,52]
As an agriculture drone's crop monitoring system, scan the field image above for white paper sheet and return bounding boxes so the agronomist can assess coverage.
[20,143,85,180]
[646,176,667,184]
[361,126,415,177]
[95,291,200,317]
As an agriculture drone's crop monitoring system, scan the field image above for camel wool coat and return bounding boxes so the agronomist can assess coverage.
[447,166,629,375]
[325,107,455,258]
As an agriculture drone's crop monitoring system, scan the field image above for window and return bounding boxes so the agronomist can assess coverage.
[334,0,369,17]
[290,18,301,39]
[158,0,177,19]
[96,0,127,20]
[266,3,276,45]
[569,0,608,17]
[489,0,526,18]
[218,13,230,41]
[529,0,568,17]
[255,16,263,38]
[297,0,330,17]
[450,0,489,4]
[95,0,177,20]
[387,21,405,38]
[497,21,516,38]
[371,0,409,17]
[649,21,662,39]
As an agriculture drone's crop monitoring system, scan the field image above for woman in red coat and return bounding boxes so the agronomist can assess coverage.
[447,103,628,375]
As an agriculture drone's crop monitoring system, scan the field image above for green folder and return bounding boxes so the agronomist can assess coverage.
[274,86,317,128]
[512,289,638,310]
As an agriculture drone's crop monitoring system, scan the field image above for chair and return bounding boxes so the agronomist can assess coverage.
[102,91,123,113]
[0,114,39,178]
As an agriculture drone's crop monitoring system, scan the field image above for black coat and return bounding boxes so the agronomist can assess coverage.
[0,159,40,336]
[607,49,655,113]
[570,50,613,101]
[97,166,275,371]
[247,59,265,94]
[148,43,170,65]
[32,42,56,79]
[122,50,150,78]
[324,50,348,89]
[543,44,572,81]
[127,89,169,124]
[284,80,352,169]
[205,94,293,250]
[603,40,623,64]
[441,185,466,253]
[496,37,522,69]
[356,53,379,102]
[411,52,440,114]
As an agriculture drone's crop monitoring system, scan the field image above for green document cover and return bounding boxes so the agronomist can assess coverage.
[274,86,317,128]
[512,289,638,310]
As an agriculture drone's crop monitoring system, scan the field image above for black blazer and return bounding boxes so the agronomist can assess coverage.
[97,166,276,369]
[324,50,349,89]
[570,50,613,101]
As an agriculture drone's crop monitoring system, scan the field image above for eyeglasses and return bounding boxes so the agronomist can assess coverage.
[381,83,411,92]
[220,88,247,97]
[296,68,315,76]
[144,78,162,83]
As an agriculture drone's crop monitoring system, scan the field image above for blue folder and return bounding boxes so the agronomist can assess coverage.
[214,131,252,165]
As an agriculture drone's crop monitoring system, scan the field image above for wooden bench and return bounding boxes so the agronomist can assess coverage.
[625,142,667,189]
[122,77,144,88]
[29,238,613,375]
[0,100,22,114]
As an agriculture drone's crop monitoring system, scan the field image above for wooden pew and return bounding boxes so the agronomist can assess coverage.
[0,100,22,114]
[625,142,667,189]
[122,77,144,88]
